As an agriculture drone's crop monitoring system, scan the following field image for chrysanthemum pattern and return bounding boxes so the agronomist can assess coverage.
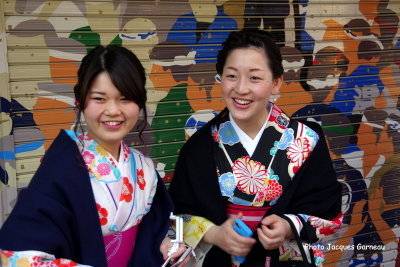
[233,156,267,195]
[286,137,311,165]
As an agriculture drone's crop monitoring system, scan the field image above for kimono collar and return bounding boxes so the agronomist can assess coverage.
[228,103,272,156]
[64,130,157,234]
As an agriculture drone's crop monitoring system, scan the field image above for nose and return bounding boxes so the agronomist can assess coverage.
[234,78,250,94]
[104,100,122,116]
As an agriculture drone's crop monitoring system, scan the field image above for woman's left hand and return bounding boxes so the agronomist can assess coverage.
[256,214,293,250]
[160,237,191,266]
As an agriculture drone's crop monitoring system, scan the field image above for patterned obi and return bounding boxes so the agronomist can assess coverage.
[226,203,271,232]
[103,225,138,267]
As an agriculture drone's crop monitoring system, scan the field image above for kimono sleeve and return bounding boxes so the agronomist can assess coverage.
[282,120,342,244]
[0,185,78,257]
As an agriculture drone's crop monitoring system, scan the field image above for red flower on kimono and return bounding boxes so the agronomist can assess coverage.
[233,157,267,195]
[287,137,310,165]
[212,128,220,143]
[137,169,146,190]
[253,180,283,203]
[96,203,108,226]
[32,256,53,267]
[312,248,324,259]
[1,250,14,258]
[319,212,343,236]
[120,177,134,202]
[53,258,78,267]
[264,180,283,201]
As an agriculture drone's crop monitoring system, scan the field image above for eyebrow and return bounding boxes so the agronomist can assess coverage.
[225,66,263,72]
[89,90,106,95]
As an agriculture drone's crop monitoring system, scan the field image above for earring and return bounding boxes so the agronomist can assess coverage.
[215,74,221,83]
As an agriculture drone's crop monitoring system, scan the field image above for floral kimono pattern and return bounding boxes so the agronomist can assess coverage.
[67,130,157,235]
[180,103,342,266]
[0,130,158,267]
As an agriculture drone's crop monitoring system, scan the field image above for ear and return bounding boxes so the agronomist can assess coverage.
[272,76,283,95]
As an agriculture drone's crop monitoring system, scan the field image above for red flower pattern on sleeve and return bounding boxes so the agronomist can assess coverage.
[53,258,78,267]
[120,177,134,202]
[96,203,108,226]
[137,169,146,190]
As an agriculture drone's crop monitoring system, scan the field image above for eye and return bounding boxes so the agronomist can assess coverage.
[92,97,105,101]
[120,97,132,103]
[250,76,262,81]
[224,74,236,80]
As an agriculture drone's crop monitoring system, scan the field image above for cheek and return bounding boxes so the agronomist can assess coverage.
[125,104,140,121]
[220,82,231,95]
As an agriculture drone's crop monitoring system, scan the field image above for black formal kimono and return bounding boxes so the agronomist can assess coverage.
[169,104,342,266]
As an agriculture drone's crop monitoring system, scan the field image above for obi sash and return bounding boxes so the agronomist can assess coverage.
[226,203,271,232]
[103,225,138,267]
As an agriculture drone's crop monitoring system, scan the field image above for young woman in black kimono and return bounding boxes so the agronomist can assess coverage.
[169,29,342,266]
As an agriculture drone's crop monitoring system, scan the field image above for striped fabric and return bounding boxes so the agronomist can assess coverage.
[226,203,270,232]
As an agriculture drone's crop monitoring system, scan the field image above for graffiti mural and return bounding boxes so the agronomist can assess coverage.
[0,0,399,265]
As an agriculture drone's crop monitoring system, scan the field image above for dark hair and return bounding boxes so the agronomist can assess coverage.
[149,41,192,82]
[73,44,147,138]
[216,29,284,79]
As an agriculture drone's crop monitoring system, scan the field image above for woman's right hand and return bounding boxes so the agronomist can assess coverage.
[202,216,256,257]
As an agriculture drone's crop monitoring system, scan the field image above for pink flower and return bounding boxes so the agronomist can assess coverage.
[287,137,310,165]
[233,157,267,195]
[97,163,111,176]
[82,151,95,164]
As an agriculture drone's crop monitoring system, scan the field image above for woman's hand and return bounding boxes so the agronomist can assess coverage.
[257,214,293,250]
[160,237,191,266]
[203,215,256,257]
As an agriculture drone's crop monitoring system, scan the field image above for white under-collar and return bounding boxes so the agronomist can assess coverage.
[229,107,270,157]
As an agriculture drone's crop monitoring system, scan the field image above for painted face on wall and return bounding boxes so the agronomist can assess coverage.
[83,72,140,158]
[220,47,281,132]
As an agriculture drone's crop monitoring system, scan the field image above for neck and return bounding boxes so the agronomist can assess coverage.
[233,112,268,139]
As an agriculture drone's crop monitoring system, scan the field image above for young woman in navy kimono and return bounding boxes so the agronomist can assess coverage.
[0,45,187,267]
[169,29,343,266]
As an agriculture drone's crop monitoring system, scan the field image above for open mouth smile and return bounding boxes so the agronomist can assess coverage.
[233,98,253,105]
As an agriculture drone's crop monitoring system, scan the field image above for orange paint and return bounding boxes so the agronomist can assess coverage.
[33,97,75,149]
[49,56,79,86]
[359,0,378,21]
[187,78,225,112]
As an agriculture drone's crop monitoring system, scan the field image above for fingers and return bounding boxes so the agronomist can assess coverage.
[257,227,284,250]
[160,237,172,259]
[258,215,290,250]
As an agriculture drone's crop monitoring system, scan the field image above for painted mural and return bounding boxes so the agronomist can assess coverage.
[0,0,399,265]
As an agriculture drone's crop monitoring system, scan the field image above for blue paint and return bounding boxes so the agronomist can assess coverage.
[0,151,15,160]
[166,12,237,62]
[15,141,44,154]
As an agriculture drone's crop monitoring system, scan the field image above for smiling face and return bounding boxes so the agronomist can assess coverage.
[83,72,140,158]
[220,47,282,136]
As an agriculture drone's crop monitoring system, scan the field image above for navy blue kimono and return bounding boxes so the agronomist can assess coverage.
[0,130,173,267]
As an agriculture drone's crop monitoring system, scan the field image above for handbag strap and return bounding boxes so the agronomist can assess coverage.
[282,215,316,267]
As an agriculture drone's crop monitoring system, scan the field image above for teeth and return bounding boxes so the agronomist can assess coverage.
[234,98,252,105]
[104,121,122,126]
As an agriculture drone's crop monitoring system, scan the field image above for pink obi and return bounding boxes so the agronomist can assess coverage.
[226,203,271,232]
[103,225,138,267]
